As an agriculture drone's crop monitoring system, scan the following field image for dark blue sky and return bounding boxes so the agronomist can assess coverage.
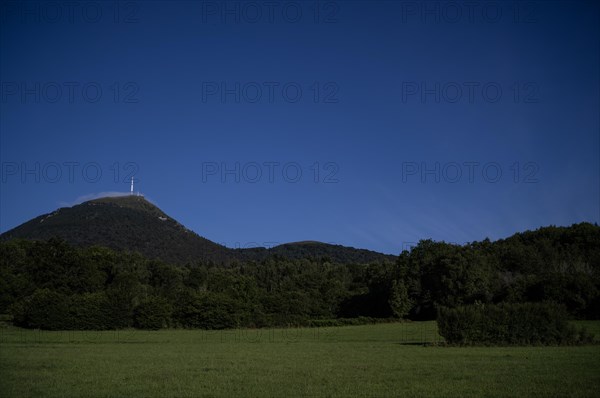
[1,1,598,254]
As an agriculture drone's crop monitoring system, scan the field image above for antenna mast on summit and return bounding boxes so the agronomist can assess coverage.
[130,176,134,195]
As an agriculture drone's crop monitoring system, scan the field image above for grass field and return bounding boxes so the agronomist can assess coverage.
[1,321,599,397]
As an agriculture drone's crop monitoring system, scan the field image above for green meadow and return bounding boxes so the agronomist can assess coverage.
[1,322,599,397]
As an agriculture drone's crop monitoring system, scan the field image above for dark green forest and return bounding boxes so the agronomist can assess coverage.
[1,222,599,330]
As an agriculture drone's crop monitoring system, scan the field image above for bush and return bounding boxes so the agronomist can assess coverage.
[308,317,397,327]
[134,296,172,330]
[11,289,71,330]
[437,302,593,345]
[175,291,239,329]
[69,292,114,330]
[11,290,139,330]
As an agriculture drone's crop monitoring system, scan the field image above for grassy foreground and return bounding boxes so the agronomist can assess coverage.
[1,321,599,397]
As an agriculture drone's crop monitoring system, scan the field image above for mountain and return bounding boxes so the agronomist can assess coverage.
[237,241,396,264]
[0,196,396,265]
[0,196,232,265]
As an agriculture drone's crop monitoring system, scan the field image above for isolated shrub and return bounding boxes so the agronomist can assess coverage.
[437,302,593,345]
[134,296,172,330]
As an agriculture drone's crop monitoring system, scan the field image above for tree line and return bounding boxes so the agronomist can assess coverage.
[0,222,598,330]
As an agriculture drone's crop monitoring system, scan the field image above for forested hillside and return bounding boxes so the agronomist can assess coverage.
[1,222,598,330]
[1,196,394,265]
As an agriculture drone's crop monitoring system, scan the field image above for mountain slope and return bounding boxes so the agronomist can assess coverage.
[0,196,231,264]
[239,241,397,263]
[1,196,396,265]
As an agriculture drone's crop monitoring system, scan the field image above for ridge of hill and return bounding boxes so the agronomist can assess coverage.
[1,196,396,264]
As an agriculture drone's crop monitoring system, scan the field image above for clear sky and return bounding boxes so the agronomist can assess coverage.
[1,1,598,254]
